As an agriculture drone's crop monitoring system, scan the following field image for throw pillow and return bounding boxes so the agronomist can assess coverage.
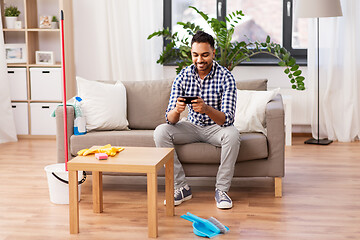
[234,88,280,135]
[76,76,129,131]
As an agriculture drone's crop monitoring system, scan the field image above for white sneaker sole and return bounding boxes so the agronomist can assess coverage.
[164,194,192,206]
[215,198,233,209]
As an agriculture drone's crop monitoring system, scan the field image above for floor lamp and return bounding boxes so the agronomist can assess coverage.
[295,0,342,145]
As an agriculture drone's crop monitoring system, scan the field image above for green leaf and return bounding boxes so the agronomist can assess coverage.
[181,51,188,58]
[288,74,293,78]
[283,52,290,61]
[292,85,296,89]
[290,65,299,71]
[284,68,290,74]
[189,6,209,21]
[293,70,302,76]
[266,36,270,43]
[290,79,295,83]
[239,41,247,47]
[278,61,286,66]
[287,57,296,66]
[295,76,305,81]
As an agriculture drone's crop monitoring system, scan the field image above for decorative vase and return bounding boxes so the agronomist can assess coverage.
[51,22,59,29]
[5,17,17,29]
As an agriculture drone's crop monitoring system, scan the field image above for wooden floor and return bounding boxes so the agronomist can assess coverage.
[0,137,359,239]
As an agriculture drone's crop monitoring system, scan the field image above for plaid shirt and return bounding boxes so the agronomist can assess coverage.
[166,61,237,127]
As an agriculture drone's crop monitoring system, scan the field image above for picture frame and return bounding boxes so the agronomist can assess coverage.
[14,21,22,29]
[35,51,55,65]
[5,44,27,63]
[39,16,51,29]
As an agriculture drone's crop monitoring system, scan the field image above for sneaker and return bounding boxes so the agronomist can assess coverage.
[164,184,192,206]
[215,189,233,209]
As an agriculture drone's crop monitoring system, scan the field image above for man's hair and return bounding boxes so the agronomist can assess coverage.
[191,31,215,49]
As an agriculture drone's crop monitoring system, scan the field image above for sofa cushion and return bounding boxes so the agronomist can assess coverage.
[70,130,156,156]
[175,132,268,164]
[70,129,267,163]
[122,79,173,130]
[236,79,267,91]
[70,130,267,162]
[76,77,129,131]
[234,88,280,135]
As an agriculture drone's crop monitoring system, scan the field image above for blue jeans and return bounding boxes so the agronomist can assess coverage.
[153,120,241,192]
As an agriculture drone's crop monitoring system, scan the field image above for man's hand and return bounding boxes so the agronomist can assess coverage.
[175,97,186,114]
[191,97,208,114]
[167,97,187,124]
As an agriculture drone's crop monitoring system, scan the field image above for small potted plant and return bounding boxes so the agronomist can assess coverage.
[51,16,59,29]
[4,5,21,29]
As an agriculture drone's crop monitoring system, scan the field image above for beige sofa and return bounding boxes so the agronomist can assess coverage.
[56,79,285,197]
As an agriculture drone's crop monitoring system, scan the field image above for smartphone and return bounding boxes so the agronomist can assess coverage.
[179,96,198,104]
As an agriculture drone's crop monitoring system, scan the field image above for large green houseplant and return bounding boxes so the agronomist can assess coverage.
[148,6,305,90]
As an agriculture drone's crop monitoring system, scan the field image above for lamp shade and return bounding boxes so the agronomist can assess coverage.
[295,0,343,18]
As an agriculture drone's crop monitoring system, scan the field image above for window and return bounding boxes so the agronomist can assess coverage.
[164,0,307,65]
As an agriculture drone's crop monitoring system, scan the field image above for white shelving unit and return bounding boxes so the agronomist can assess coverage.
[2,0,75,137]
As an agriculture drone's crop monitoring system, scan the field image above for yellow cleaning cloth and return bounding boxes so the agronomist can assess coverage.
[77,144,124,157]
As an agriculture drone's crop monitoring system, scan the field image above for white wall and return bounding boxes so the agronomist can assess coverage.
[164,65,312,133]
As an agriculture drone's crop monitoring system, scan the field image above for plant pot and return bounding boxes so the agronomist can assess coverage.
[51,22,59,29]
[5,17,17,29]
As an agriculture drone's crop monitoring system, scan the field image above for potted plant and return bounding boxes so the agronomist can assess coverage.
[148,6,305,90]
[4,5,21,29]
[51,16,59,29]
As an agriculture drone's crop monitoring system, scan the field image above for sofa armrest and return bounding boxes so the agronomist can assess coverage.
[265,94,285,177]
[55,106,75,163]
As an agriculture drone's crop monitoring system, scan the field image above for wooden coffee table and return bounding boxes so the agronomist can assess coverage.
[67,146,174,238]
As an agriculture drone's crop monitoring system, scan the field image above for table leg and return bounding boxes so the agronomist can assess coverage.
[147,172,158,238]
[165,156,174,216]
[93,171,103,213]
[69,170,79,234]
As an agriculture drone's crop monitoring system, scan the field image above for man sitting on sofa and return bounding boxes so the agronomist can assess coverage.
[154,31,241,209]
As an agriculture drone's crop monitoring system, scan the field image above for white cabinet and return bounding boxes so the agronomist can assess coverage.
[30,68,62,101]
[8,68,27,101]
[30,103,58,135]
[11,103,29,135]
[3,0,75,136]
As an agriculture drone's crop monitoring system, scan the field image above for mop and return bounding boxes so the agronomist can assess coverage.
[60,10,68,171]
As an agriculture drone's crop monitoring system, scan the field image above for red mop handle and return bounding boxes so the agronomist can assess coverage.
[60,10,69,171]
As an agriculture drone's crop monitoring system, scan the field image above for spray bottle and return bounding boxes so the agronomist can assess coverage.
[74,96,86,135]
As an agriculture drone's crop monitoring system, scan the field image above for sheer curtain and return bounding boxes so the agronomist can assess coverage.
[0,14,17,143]
[309,0,360,142]
[73,0,164,82]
